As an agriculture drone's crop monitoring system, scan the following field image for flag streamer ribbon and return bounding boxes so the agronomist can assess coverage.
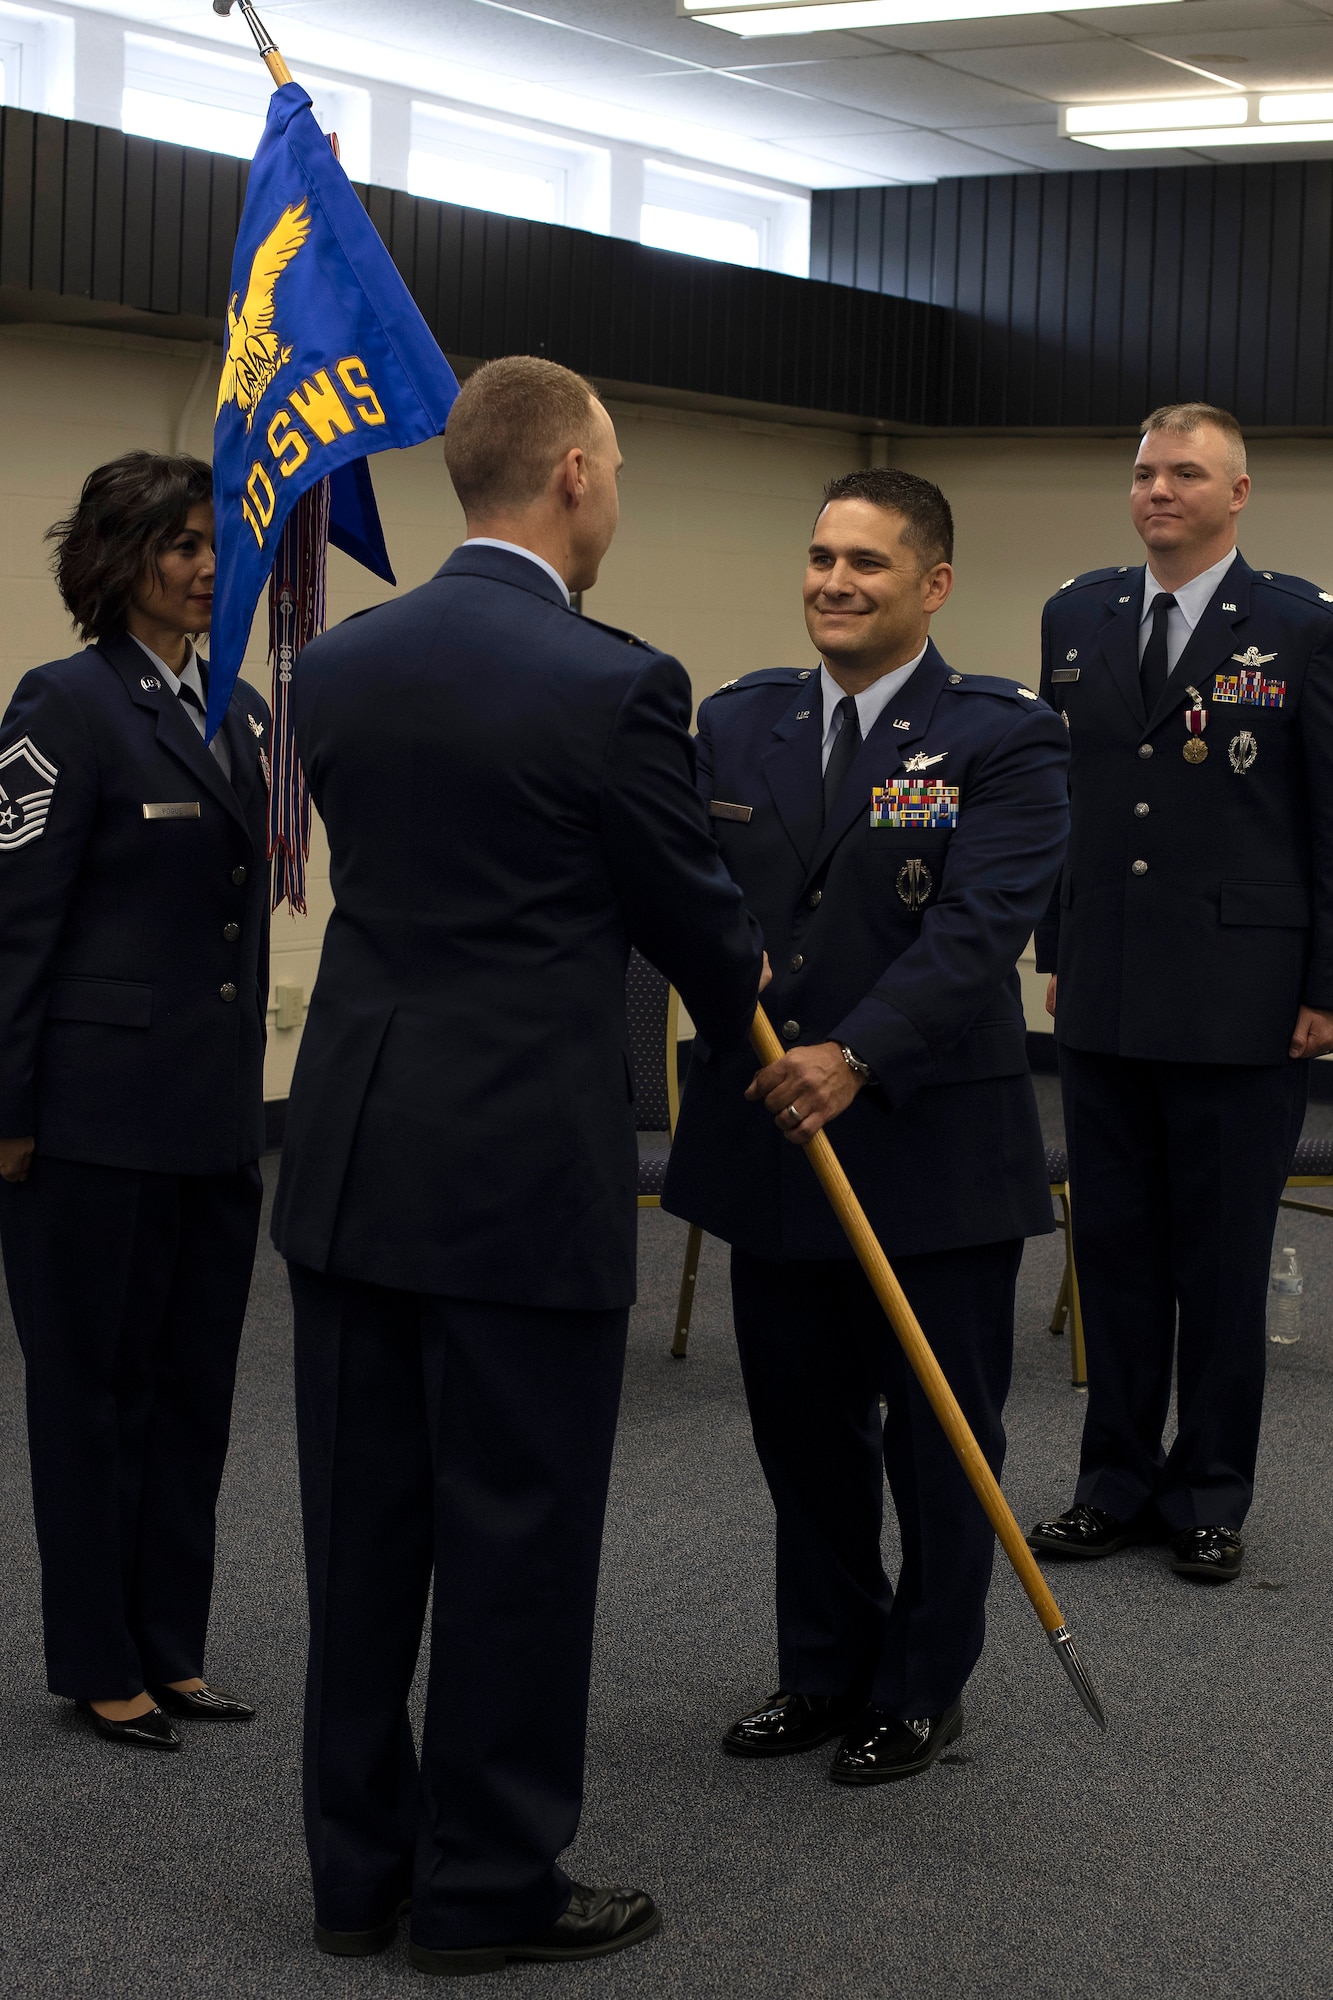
[266,477,329,914]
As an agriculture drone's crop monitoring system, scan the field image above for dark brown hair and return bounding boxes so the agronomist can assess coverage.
[817,467,954,568]
[46,451,213,641]
[444,355,600,516]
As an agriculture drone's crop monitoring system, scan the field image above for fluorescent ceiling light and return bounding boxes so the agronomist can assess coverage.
[1063,91,1333,151]
[1065,97,1245,135]
[1081,123,1333,150]
[682,0,1178,35]
[1260,92,1333,123]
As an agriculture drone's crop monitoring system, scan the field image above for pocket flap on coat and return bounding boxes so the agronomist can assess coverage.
[1219,881,1310,929]
[46,976,153,1027]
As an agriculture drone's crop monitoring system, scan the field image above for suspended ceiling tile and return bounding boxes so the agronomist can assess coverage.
[801,126,1039,176]
[746,53,1053,125]
[1137,25,1333,91]
[935,36,1211,99]
[561,66,910,138]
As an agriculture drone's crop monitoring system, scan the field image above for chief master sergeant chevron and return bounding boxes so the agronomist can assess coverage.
[1028,402,1333,1585]
[663,468,1070,1782]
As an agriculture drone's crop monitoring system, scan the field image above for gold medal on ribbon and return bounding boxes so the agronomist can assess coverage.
[1183,685,1208,763]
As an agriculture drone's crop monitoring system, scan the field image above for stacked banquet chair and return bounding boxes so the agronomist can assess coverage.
[624,948,704,1357]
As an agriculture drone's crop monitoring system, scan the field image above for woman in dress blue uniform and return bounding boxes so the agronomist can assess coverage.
[0,453,271,1749]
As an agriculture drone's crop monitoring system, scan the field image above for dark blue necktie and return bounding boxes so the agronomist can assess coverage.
[823,694,861,824]
[1140,592,1176,712]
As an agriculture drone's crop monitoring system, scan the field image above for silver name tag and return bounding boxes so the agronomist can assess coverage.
[709,800,753,823]
[142,802,200,820]
[1051,668,1080,684]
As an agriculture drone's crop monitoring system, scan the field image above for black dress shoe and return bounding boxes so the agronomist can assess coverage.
[829,1700,963,1786]
[76,1702,181,1751]
[408,1882,660,1975]
[149,1682,256,1721]
[314,1898,410,1958]
[1027,1503,1145,1558]
[721,1689,864,1758]
[1171,1525,1244,1581]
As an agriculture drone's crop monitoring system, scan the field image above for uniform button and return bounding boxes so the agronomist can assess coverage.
[782,1019,801,1041]
[1131,860,1148,876]
[223,921,240,941]
[220,981,238,1002]
[231,865,247,885]
[1134,802,1149,818]
[1138,744,1153,759]
[790,954,804,972]
[808,890,822,908]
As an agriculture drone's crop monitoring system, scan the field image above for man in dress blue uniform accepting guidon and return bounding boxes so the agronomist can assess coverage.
[1028,403,1333,1584]
[664,468,1070,1783]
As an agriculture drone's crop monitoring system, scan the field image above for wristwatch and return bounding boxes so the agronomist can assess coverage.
[840,1045,876,1085]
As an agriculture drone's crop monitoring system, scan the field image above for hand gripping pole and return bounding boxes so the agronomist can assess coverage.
[750,1004,1106,1732]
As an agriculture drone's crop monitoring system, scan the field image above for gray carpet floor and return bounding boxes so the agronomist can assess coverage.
[3,1078,1332,1999]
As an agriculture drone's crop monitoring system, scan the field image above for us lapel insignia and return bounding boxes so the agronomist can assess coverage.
[140,675,161,691]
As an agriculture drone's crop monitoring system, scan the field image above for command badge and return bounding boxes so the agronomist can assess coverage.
[0,736,59,850]
[896,858,933,911]
[1228,730,1258,775]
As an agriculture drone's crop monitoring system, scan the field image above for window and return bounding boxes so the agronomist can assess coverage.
[641,205,761,267]
[410,103,609,231]
[640,161,807,274]
[0,5,71,116]
[122,37,369,177]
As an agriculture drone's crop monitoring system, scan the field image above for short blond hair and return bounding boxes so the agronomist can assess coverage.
[444,355,600,515]
[1140,402,1247,479]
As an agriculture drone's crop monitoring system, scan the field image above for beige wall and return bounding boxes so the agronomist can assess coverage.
[5,321,1332,1078]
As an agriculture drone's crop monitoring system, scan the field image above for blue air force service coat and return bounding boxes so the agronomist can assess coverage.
[662,642,1071,1262]
[1034,554,1333,1064]
[0,633,271,1171]
[270,544,762,1312]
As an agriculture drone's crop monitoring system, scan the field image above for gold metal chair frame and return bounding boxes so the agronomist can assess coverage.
[634,987,705,1358]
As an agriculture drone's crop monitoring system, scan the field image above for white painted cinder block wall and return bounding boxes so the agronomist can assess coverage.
[4,322,1332,1089]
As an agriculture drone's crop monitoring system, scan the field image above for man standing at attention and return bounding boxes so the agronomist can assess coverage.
[272,357,764,1974]
[1029,404,1333,1583]
[664,469,1069,1782]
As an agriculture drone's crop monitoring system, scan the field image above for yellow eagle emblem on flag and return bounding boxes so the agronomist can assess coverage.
[215,201,312,430]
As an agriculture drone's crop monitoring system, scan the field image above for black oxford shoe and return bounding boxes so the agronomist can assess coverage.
[1171,1525,1244,1581]
[408,1882,660,1976]
[149,1682,256,1721]
[829,1700,963,1786]
[722,1689,864,1758]
[1027,1503,1144,1558]
[76,1702,181,1751]
[315,1899,410,1958]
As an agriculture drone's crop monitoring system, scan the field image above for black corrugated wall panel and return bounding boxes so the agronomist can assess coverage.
[812,164,1333,428]
[0,107,946,427]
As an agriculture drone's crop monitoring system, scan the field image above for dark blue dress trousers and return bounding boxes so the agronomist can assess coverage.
[730,1237,1022,1718]
[0,1154,261,1698]
[288,1261,629,1949]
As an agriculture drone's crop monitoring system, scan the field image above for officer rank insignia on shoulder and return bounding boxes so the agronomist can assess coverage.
[0,737,58,851]
[871,778,959,830]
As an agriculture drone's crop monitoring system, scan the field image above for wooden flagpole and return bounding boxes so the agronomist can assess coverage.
[750,1003,1106,1730]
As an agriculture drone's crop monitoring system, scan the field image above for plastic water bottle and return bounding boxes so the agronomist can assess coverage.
[1268,1246,1303,1345]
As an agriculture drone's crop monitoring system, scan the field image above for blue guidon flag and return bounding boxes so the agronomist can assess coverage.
[210,81,459,905]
